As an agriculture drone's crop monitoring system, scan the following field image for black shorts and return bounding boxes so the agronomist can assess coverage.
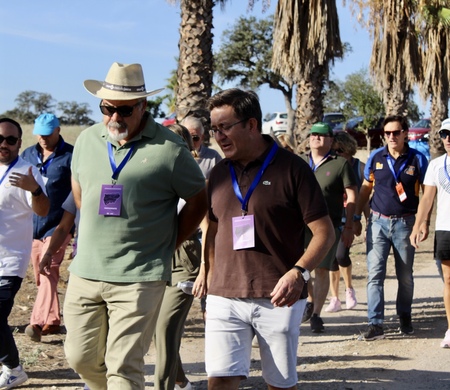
[434,231,450,261]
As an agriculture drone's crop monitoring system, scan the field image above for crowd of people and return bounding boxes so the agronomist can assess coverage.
[0,61,449,390]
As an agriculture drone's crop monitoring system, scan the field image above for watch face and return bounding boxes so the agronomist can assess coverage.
[302,270,311,282]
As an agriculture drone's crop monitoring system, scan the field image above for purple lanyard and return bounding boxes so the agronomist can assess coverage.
[0,157,19,186]
[229,142,278,215]
[107,142,135,183]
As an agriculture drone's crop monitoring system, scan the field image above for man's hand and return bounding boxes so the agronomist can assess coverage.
[270,269,305,307]
[410,223,429,249]
[9,166,39,192]
[341,227,354,247]
[39,253,53,276]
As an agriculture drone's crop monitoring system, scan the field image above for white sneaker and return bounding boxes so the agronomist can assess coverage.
[440,329,450,348]
[324,297,341,312]
[175,381,193,390]
[0,365,28,389]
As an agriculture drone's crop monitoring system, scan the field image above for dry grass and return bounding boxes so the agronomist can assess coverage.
[20,124,87,150]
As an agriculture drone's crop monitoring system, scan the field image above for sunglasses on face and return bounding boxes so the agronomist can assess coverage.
[439,130,450,139]
[99,101,143,118]
[0,135,20,145]
[191,135,200,142]
[384,130,403,137]
[310,133,330,138]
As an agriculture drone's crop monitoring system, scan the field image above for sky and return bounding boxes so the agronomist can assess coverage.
[0,1,429,124]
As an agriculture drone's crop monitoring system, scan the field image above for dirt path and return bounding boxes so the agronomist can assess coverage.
[9,219,450,389]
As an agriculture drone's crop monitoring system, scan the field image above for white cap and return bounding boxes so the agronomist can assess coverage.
[440,118,450,131]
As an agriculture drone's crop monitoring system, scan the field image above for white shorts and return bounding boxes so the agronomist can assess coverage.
[205,295,306,388]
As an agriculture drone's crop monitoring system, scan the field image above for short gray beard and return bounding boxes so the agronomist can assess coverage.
[108,121,128,142]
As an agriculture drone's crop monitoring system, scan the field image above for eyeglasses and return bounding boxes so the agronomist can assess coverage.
[210,118,248,136]
[439,130,450,139]
[99,101,143,117]
[384,130,403,137]
[191,135,200,142]
[310,132,330,138]
[0,135,20,145]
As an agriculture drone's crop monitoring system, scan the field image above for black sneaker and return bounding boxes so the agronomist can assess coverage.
[399,315,414,335]
[310,314,324,333]
[359,324,385,341]
[302,302,314,323]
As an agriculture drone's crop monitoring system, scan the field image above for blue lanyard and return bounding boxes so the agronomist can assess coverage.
[386,149,411,183]
[108,142,135,183]
[229,142,278,215]
[37,140,65,174]
[0,157,19,186]
[309,151,331,172]
[445,155,450,183]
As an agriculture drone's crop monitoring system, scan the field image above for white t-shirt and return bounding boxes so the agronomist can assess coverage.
[0,157,47,278]
[423,153,450,231]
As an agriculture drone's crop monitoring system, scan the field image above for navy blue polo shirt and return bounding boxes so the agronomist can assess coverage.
[21,136,73,239]
[364,145,428,216]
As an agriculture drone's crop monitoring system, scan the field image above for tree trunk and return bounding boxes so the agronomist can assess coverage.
[294,64,325,150]
[429,94,447,158]
[176,0,214,125]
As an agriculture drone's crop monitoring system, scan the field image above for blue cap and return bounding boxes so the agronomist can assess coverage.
[33,113,60,136]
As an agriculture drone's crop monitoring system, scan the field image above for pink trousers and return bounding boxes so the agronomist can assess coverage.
[29,235,71,327]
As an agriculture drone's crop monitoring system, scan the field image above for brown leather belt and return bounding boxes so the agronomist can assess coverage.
[371,211,414,219]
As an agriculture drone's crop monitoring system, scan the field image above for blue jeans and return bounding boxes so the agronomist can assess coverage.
[0,276,23,368]
[366,213,416,325]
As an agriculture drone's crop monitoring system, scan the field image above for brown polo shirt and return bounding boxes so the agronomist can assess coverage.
[207,137,328,298]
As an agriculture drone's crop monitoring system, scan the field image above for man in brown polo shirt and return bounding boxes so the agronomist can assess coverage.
[197,88,335,390]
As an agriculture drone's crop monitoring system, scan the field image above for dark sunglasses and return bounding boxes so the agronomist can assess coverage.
[439,130,450,139]
[384,130,403,137]
[0,135,20,145]
[99,101,143,117]
[191,135,200,142]
[310,132,330,138]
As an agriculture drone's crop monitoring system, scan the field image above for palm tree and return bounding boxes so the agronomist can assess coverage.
[168,0,270,131]
[353,1,421,117]
[417,2,450,156]
[271,0,343,147]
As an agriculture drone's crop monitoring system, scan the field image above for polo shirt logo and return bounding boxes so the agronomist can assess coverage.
[405,165,416,175]
[376,162,383,170]
[141,158,148,164]
[262,180,271,185]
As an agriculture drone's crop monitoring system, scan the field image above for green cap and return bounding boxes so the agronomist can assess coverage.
[310,122,333,136]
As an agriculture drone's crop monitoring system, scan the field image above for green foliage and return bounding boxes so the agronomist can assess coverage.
[214,15,290,91]
[1,90,94,125]
[146,96,166,119]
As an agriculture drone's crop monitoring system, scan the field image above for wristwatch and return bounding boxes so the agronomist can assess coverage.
[353,214,362,222]
[293,265,311,282]
[31,185,43,197]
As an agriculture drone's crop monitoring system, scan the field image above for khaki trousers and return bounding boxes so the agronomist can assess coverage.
[64,274,166,390]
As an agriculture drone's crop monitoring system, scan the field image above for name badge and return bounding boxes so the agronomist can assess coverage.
[232,215,255,250]
[99,184,123,216]
[395,182,407,202]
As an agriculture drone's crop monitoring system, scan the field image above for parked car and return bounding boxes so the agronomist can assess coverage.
[162,112,176,127]
[323,112,345,130]
[262,112,288,135]
[342,116,384,148]
[408,118,431,160]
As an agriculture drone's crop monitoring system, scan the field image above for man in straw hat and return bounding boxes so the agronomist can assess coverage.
[64,62,207,389]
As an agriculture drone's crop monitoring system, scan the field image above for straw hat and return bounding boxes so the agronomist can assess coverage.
[84,62,164,100]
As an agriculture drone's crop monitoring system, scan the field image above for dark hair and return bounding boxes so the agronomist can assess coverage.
[0,117,23,137]
[207,88,262,132]
[383,115,409,132]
